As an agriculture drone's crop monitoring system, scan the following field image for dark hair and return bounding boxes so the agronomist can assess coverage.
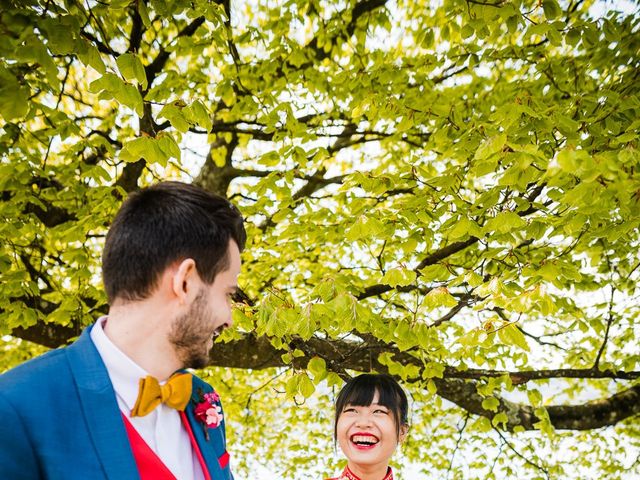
[334,373,409,441]
[102,181,246,303]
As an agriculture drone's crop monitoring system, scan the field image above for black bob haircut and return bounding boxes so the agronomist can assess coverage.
[102,181,246,303]
[334,373,409,441]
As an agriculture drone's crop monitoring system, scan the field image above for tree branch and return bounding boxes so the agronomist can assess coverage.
[357,237,479,300]
[144,16,206,89]
[10,321,639,431]
[306,0,388,62]
[127,3,144,53]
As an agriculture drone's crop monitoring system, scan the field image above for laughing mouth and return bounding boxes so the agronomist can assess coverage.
[350,433,379,448]
[211,325,226,338]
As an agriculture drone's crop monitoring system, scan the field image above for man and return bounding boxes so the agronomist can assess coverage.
[0,181,245,480]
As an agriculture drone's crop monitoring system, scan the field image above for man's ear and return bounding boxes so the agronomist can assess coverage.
[171,258,197,304]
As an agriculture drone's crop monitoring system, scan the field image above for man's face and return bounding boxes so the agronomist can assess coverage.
[169,241,241,369]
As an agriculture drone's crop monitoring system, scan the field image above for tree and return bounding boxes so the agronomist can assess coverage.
[1,0,639,477]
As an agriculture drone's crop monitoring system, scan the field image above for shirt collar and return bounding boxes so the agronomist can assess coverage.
[90,316,148,411]
[340,465,394,480]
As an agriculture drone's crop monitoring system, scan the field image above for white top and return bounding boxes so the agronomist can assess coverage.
[91,317,204,480]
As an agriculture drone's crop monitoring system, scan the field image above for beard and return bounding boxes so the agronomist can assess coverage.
[168,289,217,369]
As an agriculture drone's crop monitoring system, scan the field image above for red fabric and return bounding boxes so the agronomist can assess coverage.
[180,411,212,480]
[218,451,230,470]
[121,414,176,480]
[327,465,394,480]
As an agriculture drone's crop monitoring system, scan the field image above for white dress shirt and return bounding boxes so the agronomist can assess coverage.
[91,317,204,480]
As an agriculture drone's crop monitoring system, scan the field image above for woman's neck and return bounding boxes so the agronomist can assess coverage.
[346,463,391,480]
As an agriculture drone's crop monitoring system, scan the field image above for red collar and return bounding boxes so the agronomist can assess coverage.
[332,465,394,480]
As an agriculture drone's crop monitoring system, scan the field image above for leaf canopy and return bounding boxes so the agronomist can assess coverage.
[1,0,639,478]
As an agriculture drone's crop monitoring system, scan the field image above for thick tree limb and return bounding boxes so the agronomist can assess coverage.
[115,159,146,192]
[11,322,83,349]
[193,133,240,196]
[1,177,76,227]
[127,4,144,53]
[80,30,116,56]
[216,333,640,431]
[10,321,638,431]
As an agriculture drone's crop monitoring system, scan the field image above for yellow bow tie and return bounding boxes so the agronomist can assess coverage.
[131,372,192,417]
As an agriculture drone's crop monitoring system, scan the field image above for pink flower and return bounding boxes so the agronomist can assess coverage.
[204,392,220,404]
[204,405,223,427]
[193,391,223,430]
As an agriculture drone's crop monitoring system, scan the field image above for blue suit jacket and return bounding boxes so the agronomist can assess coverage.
[0,326,233,480]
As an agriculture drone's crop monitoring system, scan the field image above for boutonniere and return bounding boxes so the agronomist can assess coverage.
[193,390,223,440]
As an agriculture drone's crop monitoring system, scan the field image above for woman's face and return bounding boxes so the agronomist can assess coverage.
[336,391,405,472]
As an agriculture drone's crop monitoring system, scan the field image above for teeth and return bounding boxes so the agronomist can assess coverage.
[212,326,225,338]
[351,434,379,445]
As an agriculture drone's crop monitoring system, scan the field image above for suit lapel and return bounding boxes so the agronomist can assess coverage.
[65,327,139,480]
[184,378,227,480]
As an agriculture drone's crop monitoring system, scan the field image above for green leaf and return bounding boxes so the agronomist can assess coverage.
[491,412,509,428]
[77,42,106,74]
[157,133,181,161]
[285,373,315,399]
[484,211,526,235]
[217,81,236,106]
[475,133,506,160]
[18,36,60,90]
[120,137,168,166]
[307,356,327,383]
[116,84,144,117]
[346,215,386,242]
[184,100,212,132]
[116,53,148,89]
[533,407,556,437]
[138,1,152,27]
[472,416,493,433]
[424,287,458,309]
[89,73,143,116]
[497,323,530,352]
[423,361,445,379]
[380,268,416,287]
[159,104,190,133]
[457,328,480,347]
[527,389,543,406]
[119,137,151,163]
[449,217,482,240]
[40,17,77,55]
[542,0,562,19]
[426,379,437,395]
[298,374,315,398]
[0,68,29,120]
[461,24,475,39]
[482,396,500,412]
[554,114,581,137]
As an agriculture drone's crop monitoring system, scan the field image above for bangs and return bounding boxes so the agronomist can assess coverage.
[341,378,398,412]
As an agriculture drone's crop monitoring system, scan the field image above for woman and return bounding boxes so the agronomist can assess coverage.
[327,373,409,480]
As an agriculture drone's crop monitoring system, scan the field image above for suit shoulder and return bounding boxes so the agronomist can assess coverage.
[0,348,68,395]
[190,373,216,392]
